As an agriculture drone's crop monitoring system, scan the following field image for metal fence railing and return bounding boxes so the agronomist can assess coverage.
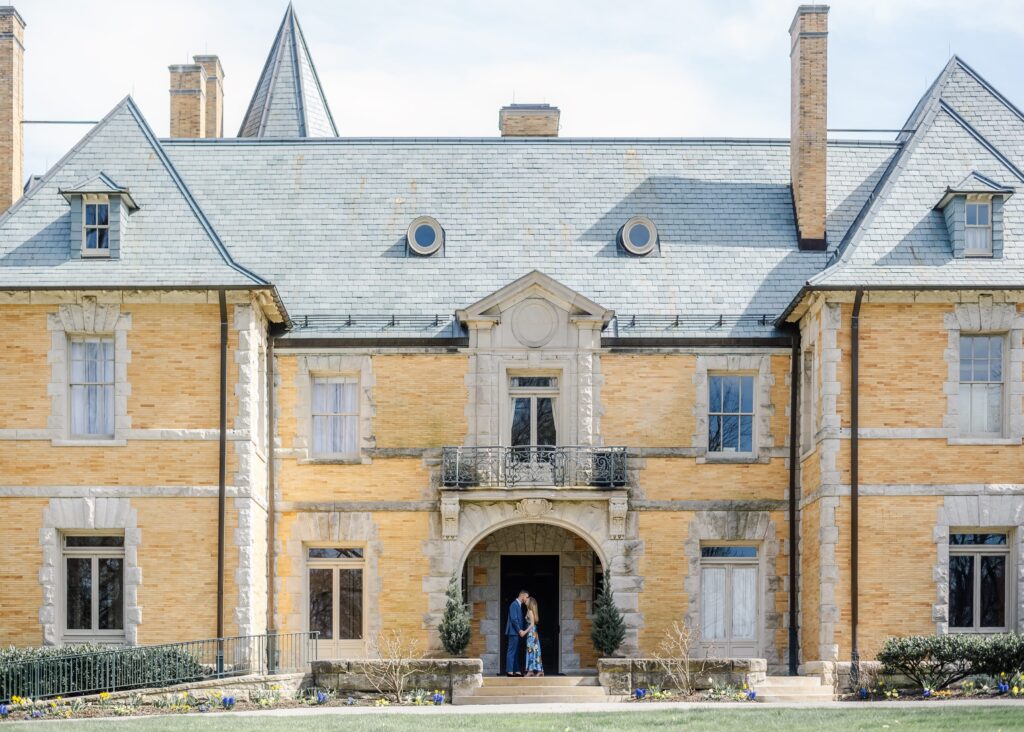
[0,631,318,702]
[441,445,628,488]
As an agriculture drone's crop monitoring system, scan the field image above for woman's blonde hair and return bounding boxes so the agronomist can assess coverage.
[527,597,540,624]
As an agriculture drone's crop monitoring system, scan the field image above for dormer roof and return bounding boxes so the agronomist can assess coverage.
[935,171,1015,209]
[237,3,338,138]
[59,172,139,210]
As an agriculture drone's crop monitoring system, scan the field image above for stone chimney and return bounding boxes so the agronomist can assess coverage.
[789,5,828,250]
[0,6,25,211]
[168,63,207,138]
[499,103,559,137]
[193,55,224,137]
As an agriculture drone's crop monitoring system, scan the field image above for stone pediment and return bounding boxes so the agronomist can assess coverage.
[456,270,613,329]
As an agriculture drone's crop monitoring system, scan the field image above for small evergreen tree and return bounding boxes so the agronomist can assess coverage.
[591,578,626,657]
[438,573,471,656]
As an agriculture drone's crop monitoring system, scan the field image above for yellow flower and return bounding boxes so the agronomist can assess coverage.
[1013,686,1019,695]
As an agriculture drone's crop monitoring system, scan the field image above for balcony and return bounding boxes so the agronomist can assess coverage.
[441,445,628,489]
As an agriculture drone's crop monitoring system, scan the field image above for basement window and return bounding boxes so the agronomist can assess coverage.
[407,216,444,256]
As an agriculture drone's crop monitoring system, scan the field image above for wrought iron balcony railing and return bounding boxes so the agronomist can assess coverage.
[441,445,628,489]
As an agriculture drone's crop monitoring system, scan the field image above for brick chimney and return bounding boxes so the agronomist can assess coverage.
[499,103,559,137]
[168,63,207,138]
[0,6,25,211]
[193,55,224,137]
[789,5,828,250]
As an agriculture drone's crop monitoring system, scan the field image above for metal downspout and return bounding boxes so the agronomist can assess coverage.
[266,333,276,634]
[788,326,801,675]
[217,291,228,669]
[850,290,864,680]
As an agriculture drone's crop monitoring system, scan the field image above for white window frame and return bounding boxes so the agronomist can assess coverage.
[699,543,760,654]
[508,375,560,447]
[305,545,367,656]
[948,531,1011,634]
[965,198,993,257]
[68,335,116,440]
[707,372,757,456]
[60,532,127,644]
[957,333,1007,438]
[310,375,360,458]
[82,194,111,258]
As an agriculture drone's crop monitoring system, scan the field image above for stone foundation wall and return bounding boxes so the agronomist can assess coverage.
[313,659,483,697]
[598,657,767,695]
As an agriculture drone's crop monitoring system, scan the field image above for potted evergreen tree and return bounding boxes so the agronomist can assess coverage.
[591,578,626,657]
[439,574,471,656]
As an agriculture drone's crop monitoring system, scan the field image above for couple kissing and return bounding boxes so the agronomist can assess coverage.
[505,589,544,677]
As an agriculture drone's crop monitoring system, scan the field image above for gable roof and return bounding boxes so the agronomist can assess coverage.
[457,270,614,325]
[59,172,139,210]
[238,3,338,138]
[801,57,1024,297]
[935,170,1015,209]
[0,96,272,291]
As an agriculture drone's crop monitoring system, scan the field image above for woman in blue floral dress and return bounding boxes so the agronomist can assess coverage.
[524,597,544,676]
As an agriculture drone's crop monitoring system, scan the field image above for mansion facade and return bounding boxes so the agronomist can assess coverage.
[0,4,1022,681]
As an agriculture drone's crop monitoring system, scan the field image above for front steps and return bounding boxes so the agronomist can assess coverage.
[454,675,616,705]
[753,675,834,703]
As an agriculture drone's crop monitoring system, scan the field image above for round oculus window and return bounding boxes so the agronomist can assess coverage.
[407,216,443,255]
[621,216,657,255]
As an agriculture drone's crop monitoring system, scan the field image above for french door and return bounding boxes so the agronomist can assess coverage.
[699,546,759,657]
[307,547,365,658]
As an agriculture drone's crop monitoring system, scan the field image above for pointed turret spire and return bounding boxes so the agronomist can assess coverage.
[238,4,338,137]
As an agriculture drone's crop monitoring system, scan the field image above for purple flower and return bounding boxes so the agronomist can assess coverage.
[316,691,328,705]
[746,689,757,701]
[222,696,235,710]
[859,688,869,700]
[634,688,647,699]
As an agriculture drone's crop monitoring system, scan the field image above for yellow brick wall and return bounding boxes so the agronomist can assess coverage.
[277,459,431,503]
[600,354,696,446]
[0,306,50,429]
[637,512,690,651]
[799,499,820,660]
[640,458,787,501]
[0,499,48,645]
[373,354,467,447]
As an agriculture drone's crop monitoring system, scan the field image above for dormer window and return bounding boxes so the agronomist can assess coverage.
[965,199,991,256]
[83,197,110,256]
[59,173,138,261]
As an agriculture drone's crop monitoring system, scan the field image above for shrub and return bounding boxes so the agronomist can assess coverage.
[590,580,626,657]
[877,635,977,690]
[0,644,204,701]
[438,574,471,657]
[975,633,1024,677]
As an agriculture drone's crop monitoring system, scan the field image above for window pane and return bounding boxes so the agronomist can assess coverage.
[66,558,92,630]
[731,567,757,640]
[86,204,96,226]
[96,204,109,226]
[97,558,123,630]
[722,377,740,413]
[740,376,754,413]
[536,397,556,446]
[702,546,758,558]
[708,415,722,452]
[966,227,990,252]
[338,569,363,640]
[980,555,1005,628]
[86,229,98,249]
[66,536,124,548]
[308,547,363,559]
[511,398,531,447]
[308,568,333,639]
[510,376,556,389]
[97,228,109,249]
[948,555,974,628]
[721,415,739,451]
[978,204,989,225]
[740,415,753,452]
[700,567,726,640]
[709,376,722,413]
[414,224,435,247]
[970,384,989,433]
[950,533,1007,545]
[985,384,1002,433]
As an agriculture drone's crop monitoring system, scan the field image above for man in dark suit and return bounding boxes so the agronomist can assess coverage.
[505,589,529,676]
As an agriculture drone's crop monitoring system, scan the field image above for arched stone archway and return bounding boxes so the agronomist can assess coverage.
[422,495,643,663]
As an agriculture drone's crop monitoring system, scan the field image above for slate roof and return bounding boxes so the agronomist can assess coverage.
[808,57,1024,293]
[238,4,338,138]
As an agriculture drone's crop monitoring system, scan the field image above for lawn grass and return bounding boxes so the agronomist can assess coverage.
[10,706,1024,731]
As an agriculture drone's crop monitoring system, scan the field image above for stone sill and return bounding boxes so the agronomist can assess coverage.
[298,456,365,465]
[947,437,1021,446]
[52,439,128,447]
[698,453,760,465]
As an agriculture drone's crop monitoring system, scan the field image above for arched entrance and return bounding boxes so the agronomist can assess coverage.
[463,523,603,675]
[423,495,643,671]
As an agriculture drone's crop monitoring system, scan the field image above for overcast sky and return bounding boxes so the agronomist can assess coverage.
[15,0,1024,178]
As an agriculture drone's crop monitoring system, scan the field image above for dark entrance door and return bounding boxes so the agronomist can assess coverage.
[500,554,559,675]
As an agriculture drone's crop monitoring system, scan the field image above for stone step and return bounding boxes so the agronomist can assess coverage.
[757,675,827,688]
[482,675,600,687]
[469,685,609,697]
[454,693,616,706]
[756,692,835,703]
